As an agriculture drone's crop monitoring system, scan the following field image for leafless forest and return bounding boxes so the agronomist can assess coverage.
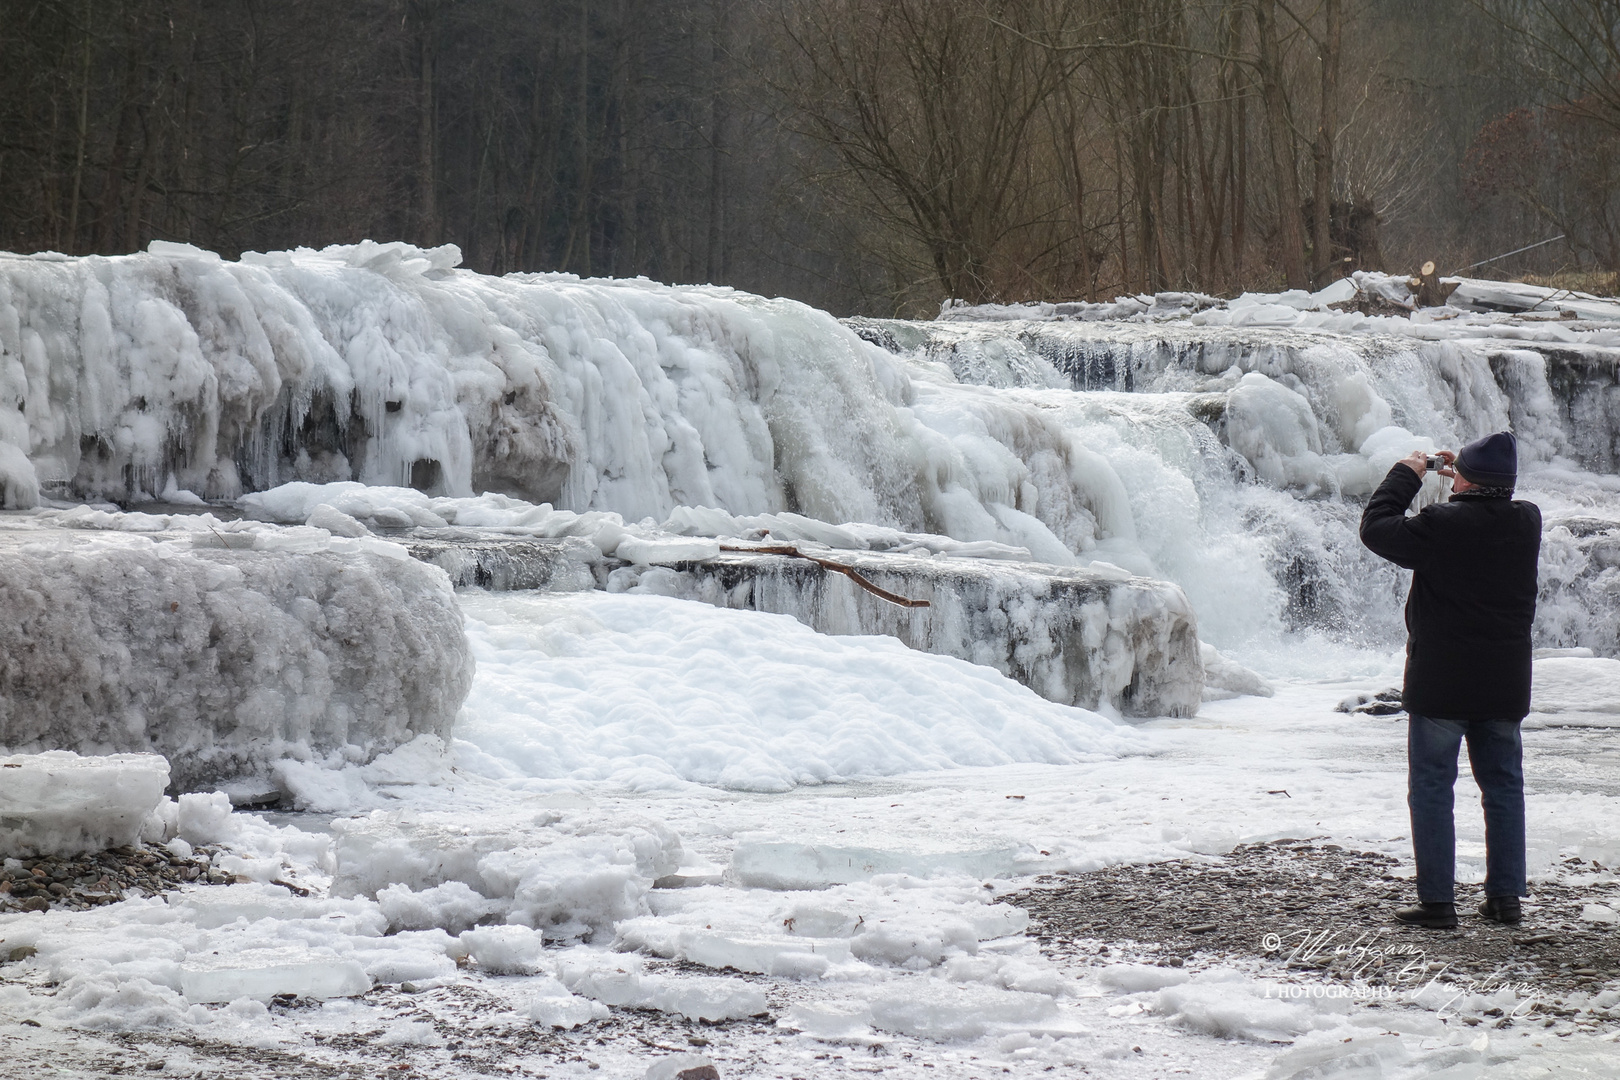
[1,0,1617,314]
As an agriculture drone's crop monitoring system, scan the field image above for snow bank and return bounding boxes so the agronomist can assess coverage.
[0,752,169,857]
[0,520,473,790]
[456,591,1140,792]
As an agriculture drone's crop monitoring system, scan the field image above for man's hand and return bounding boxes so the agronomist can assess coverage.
[1398,449,1456,477]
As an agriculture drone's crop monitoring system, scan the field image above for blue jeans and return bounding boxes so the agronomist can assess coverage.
[1407,713,1526,904]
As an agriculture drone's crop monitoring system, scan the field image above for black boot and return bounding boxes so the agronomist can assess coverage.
[1394,902,1458,928]
[1478,896,1522,924]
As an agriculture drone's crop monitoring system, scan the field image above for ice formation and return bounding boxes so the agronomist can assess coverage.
[0,751,169,857]
[0,515,472,790]
[6,241,1620,669]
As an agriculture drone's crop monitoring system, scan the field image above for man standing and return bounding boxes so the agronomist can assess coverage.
[1359,431,1541,929]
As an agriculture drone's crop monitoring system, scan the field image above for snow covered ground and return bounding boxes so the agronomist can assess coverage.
[4,595,1619,1078]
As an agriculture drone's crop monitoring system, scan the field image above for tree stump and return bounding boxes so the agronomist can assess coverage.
[1408,261,1460,308]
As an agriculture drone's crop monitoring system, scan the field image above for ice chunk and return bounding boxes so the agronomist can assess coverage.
[564,965,766,1022]
[1154,978,1333,1040]
[306,503,371,538]
[460,925,546,974]
[730,842,1022,890]
[332,808,681,941]
[1095,963,1192,992]
[780,999,876,1040]
[179,947,370,1003]
[0,525,473,791]
[614,535,720,566]
[176,791,239,846]
[377,881,503,934]
[0,752,169,857]
[644,1053,721,1080]
[1199,642,1275,701]
[527,977,608,1029]
[865,980,1058,1040]
[616,920,848,978]
[1580,903,1618,924]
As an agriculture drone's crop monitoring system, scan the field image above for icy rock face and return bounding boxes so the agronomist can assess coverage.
[0,525,472,791]
[0,751,169,857]
[608,549,1202,718]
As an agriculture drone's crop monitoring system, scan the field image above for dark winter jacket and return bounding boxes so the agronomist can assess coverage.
[1359,464,1542,721]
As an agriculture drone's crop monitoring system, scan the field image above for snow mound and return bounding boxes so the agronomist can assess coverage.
[0,522,473,790]
[455,591,1140,792]
[0,752,169,857]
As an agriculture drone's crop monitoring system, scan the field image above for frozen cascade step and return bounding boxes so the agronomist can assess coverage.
[402,533,599,591]
[0,520,473,791]
[0,751,169,857]
[612,549,1202,718]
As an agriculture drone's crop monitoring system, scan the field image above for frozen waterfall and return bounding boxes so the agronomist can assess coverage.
[4,241,1619,676]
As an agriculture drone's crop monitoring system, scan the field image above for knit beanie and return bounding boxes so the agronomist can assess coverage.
[1455,431,1517,489]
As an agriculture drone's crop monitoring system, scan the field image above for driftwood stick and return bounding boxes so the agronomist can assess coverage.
[718,543,931,608]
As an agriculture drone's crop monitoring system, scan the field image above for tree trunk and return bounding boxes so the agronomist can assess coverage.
[560,0,592,274]
[1255,0,1307,288]
[1311,0,1341,286]
[415,4,439,244]
[67,3,92,253]
[705,0,730,284]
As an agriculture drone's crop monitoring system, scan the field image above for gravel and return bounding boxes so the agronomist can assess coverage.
[1006,839,1620,1006]
[0,842,226,915]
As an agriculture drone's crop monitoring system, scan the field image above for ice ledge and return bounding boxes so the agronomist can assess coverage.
[611,548,1203,718]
